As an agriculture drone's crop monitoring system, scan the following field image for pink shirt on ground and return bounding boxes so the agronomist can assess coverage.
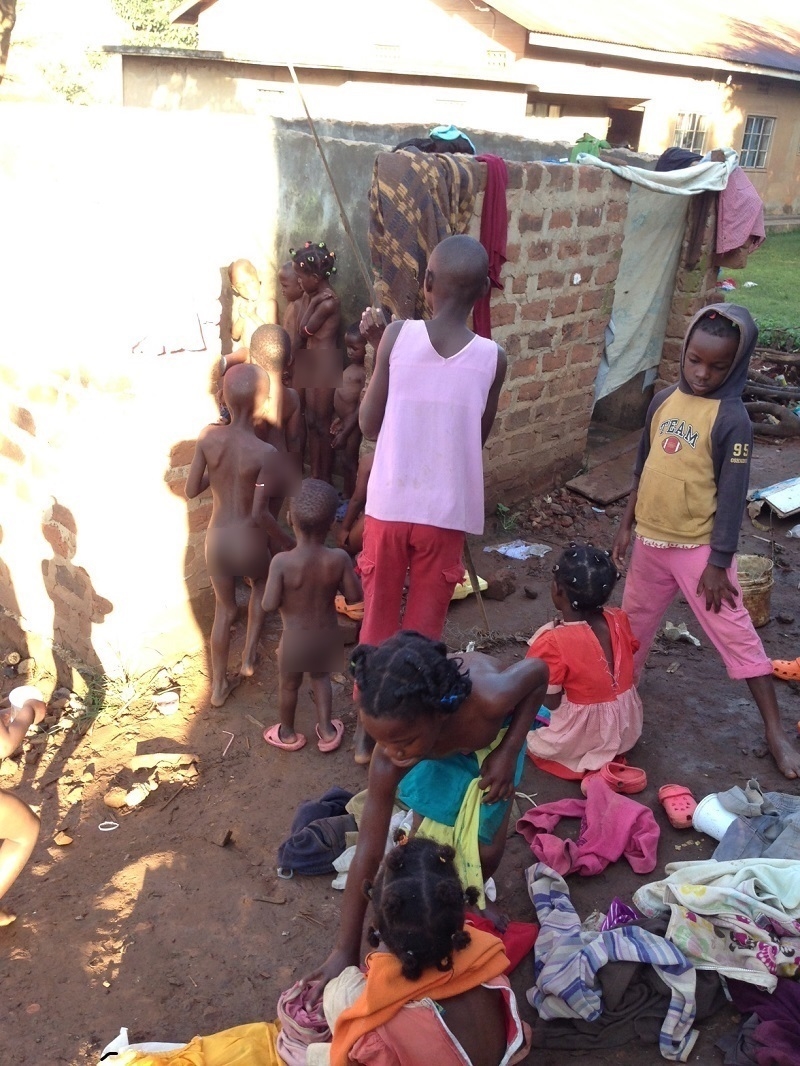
[366,319,498,535]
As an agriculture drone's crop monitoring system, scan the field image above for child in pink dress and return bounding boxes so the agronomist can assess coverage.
[526,543,643,778]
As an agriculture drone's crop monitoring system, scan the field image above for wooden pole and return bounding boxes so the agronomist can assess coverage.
[287,63,376,303]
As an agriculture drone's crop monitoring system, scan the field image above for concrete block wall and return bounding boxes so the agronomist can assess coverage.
[473,162,629,506]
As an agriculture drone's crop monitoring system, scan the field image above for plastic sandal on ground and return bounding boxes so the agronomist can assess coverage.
[335,594,364,621]
[316,719,345,753]
[264,724,307,751]
[658,784,697,829]
[772,657,800,682]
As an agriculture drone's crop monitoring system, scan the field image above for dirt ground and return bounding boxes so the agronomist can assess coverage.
[2,435,799,1066]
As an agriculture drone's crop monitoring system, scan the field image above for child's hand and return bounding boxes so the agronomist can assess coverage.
[697,564,738,613]
[478,747,517,805]
[336,527,350,549]
[359,306,388,349]
[611,527,632,571]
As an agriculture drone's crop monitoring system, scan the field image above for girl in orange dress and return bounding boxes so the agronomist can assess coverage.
[526,543,643,778]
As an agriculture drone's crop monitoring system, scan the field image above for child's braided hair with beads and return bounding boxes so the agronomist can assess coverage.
[350,631,472,721]
[552,542,620,612]
[290,240,337,279]
[364,838,479,981]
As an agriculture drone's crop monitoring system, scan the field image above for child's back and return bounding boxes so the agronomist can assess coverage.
[526,545,642,777]
[262,479,361,751]
[275,540,351,632]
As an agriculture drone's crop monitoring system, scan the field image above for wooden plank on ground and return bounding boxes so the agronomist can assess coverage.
[567,436,639,505]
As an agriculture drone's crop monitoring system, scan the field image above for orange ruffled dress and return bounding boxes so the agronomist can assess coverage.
[525,608,643,774]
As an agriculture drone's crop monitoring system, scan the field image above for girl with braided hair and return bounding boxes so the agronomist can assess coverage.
[301,631,548,1005]
[314,839,530,1066]
[291,240,341,483]
[525,542,643,778]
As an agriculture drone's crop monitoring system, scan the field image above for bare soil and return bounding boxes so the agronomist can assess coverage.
[2,437,799,1065]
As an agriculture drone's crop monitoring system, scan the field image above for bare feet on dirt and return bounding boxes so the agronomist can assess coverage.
[210,674,241,707]
[767,730,800,779]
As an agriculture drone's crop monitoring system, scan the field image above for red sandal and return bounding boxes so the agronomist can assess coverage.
[658,784,697,829]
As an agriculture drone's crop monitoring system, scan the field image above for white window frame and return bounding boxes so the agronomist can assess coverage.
[672,112,708,153]
[740,115,774,169]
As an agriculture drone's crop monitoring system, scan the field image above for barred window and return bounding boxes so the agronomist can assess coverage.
[740,115,774,168]
[673,113,708,153]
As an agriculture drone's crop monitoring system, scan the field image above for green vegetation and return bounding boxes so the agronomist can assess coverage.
[112,0,198,48]
[729,230,800,350]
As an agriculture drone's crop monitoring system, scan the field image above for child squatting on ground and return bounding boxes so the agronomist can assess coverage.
[526,543,643,778]
[354,234,507,762]
[612,304,800,779]
[308,838,530,1066]
[0,692,45,925]
[261,478,362,753]
[186,364,294,708]
[302,631,549,1000]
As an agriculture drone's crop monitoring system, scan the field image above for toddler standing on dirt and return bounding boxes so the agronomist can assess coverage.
[261,478,362,753]
[525,543,642,778]
[612,304,800,779]
[0,690,45,925]
[187,364,293,707]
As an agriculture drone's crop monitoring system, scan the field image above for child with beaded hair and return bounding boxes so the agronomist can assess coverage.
[291,241,342,484]
[314,838,530,1066]
[525,543,643,779]
[301,631,548,1002]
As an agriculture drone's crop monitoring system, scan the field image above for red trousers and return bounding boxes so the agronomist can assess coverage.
[358,516,465,647]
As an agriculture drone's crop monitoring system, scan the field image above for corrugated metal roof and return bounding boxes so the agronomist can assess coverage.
[486,0,800,75]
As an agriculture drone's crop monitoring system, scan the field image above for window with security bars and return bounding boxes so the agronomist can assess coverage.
[672,113,708,153]
[740,115,774,168]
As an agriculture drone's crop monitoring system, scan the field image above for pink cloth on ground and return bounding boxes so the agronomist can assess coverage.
[365,319,498,535]
[277,981,332,1066]
[717,167,765,255]
[622,540,772,682]
[515,775,660,876]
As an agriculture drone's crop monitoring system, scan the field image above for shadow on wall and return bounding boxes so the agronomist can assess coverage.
[40,500,112,696]
[164,441,215,650]
[0,523,28,664]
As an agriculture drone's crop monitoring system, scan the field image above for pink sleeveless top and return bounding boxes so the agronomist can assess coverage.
[366,319,498,534]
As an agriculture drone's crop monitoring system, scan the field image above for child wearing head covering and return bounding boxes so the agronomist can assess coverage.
[525,542,642,778]
[612,305,800,780]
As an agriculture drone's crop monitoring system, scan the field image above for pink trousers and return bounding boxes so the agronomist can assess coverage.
[622,540,772,681]
[358,516,465,648]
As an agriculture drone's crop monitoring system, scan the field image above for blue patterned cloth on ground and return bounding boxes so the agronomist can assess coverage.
[527,863,699,1062]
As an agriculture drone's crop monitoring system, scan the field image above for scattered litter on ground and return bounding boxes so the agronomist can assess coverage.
[748,475,800,518]
[484,539,552,560]
[743,281,758,287]
[663,621,701,647]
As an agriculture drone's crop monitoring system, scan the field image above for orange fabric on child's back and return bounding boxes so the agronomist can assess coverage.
[329,927,508,1066]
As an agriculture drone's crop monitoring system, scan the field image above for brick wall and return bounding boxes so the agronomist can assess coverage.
[470,162,629,506]
[656,196,719,388]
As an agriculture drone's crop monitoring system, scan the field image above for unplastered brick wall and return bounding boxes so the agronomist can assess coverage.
[470,162,629,506]
[656,197,720,388]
